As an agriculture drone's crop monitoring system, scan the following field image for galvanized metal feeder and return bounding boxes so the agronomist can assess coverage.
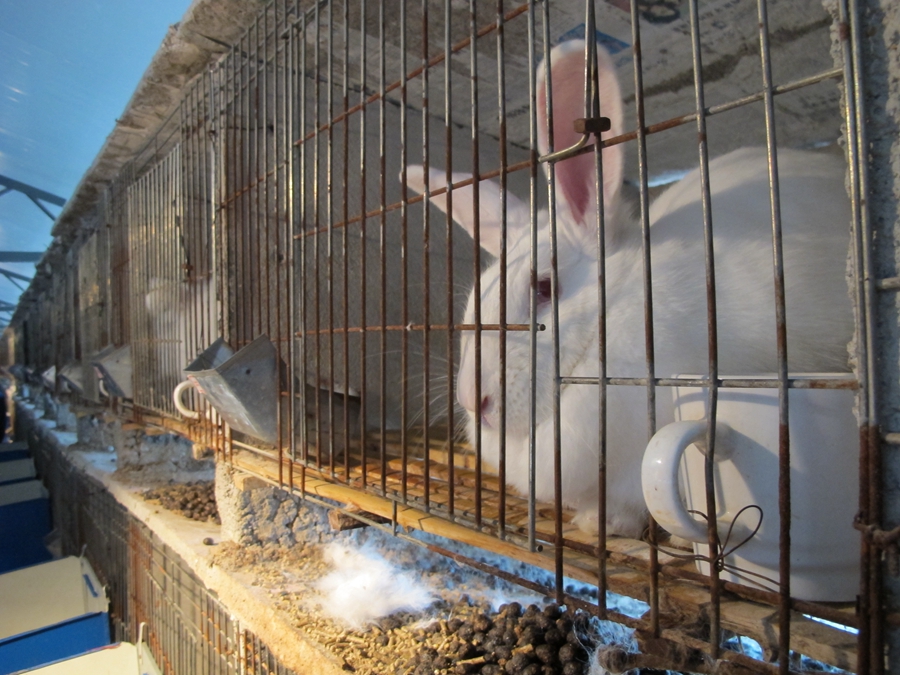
[91,345,133,400]
[57,363,85,394]
[179,335,279,445]
[40,367,55,391]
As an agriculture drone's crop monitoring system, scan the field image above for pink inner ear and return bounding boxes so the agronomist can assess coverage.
[538,46,597,226]
[556,154,594,225]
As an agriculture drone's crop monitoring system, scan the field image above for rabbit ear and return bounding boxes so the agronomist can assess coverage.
[405,166,530,257]
[537,40,624,236]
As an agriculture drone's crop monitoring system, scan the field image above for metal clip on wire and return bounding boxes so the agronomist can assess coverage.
[649,504,766,578]
[539,0,611,166]
[538,117,611,165]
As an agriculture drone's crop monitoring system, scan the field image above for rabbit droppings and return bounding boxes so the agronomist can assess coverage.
[405,40,852,538]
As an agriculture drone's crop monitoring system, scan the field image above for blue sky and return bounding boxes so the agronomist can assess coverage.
[0,0,190,321]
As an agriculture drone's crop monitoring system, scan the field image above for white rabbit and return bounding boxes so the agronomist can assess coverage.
[145,276,219,374]
[405,40,852,538]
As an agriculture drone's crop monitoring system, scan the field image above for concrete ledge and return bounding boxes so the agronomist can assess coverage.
[16,401,351,675]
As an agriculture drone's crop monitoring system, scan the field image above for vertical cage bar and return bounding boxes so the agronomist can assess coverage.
[421,0,432,510]
[399,0,409,504]
[495,0,508,537]
[313,0,323,468]
[341,0,351,484]
[538,0,565,604]
[327,0,337,474]
[687,0,722,653]
[378,0,387,495]
[526,0,539,553]
[839,0,879,669]
[284,0,297,481]
[251,15,262,342]
[756,0,791,670]
[298,7,310,483]
[627,0,660,637]
[469,0,483,528]
[358,0,369,487]
[444,0,456,517]
[581,0,610,616]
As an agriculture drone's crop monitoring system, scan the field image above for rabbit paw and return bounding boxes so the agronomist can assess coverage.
[572,508,647,540]
[571,509,600,535]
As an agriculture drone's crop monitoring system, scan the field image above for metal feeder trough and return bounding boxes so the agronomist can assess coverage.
[88,346,116,399]
[91,345,133,399]
[58,363,84,394]
[40,367,55,391]
[184,335,278,444]
[186,337,235,372]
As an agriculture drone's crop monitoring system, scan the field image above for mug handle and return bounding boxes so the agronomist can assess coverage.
[173,380,202,420]
[641,420,731,542]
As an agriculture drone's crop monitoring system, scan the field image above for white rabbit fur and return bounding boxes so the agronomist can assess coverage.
[405,40,852,538]
[145,277,218,365]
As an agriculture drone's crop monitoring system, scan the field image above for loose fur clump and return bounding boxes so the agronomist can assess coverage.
[314,542,435,629]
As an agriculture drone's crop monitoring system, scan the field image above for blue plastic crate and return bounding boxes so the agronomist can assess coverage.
[0,557,110,675]
[0,481,51,574]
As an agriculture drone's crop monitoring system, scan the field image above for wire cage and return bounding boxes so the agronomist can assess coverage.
[76,227,111,367]
[6,0,891,672]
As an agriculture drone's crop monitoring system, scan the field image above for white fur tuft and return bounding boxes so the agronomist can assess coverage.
[314,542,435,629]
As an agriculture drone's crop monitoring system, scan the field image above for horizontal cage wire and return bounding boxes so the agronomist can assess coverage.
[6,0,885,673]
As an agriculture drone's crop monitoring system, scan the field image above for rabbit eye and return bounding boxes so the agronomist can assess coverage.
[535,277,554,305]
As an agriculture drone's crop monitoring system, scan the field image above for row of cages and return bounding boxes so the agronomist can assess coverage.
[5,0,891,672]
[25,426,298,675]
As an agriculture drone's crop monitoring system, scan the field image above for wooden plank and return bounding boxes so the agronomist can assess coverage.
[389,456,502,491]
[233,472,269,492]
[424,447,480,471]
[327,507,390,531]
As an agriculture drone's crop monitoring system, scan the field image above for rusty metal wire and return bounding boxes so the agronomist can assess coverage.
[5,0,879,672]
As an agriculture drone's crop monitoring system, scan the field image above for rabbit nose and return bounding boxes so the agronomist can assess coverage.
[479,396,495,428]
[457,383,490,417]
[480,395,492,418]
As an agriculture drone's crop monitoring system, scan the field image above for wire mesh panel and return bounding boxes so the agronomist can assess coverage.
[44,259,78,382]
[177,71,223,448]
[108,174,133,351]
[216,10,294,457]
[77,228,110,365]
[11,0,886,671]
[234,1,865,672]
[180,72,220,363]
[98,0,869,670]
[128,146,188,416]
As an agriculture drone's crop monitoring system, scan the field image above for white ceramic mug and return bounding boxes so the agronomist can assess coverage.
[641,375,860,601]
